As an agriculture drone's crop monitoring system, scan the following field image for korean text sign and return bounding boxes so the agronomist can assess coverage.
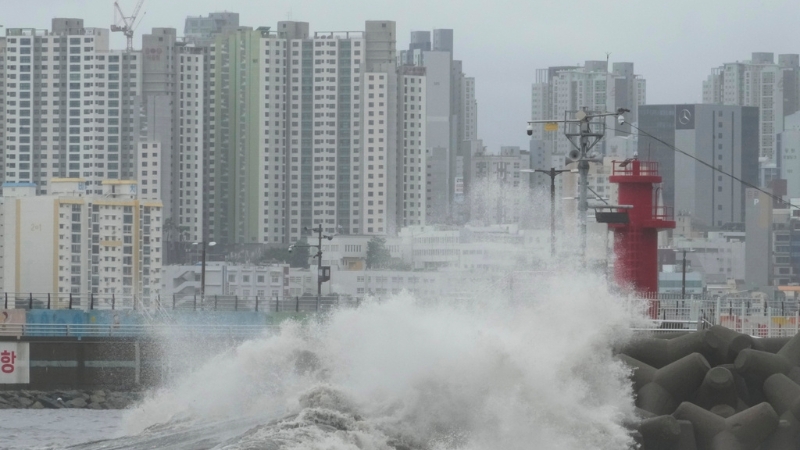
[0,342,29,384]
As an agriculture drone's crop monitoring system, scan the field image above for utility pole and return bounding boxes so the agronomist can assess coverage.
[527,107,629,264]
[289,226,334,311]
[680,248,694,299]
[537,168,570,258]
[193,240,216,300]
[522,167,569,258]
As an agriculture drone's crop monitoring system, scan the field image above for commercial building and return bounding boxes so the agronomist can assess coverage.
[1,19,143,195]
[637,104,759,229]
[161,262,288,300]
[0,179,162,307]
[702,52,800,183]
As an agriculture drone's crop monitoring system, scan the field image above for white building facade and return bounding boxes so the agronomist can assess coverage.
[2,20,142,195]
[0,178,162,307]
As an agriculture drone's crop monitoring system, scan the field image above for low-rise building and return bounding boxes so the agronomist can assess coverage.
[0,179,162,308]
[162,263,290,301]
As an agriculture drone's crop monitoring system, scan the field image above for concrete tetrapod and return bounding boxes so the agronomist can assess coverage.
[673,401,779,450]
[761,373,800,450]
[703,325,753,366]
[734,332,800,388]
[622,330,710,368]
[618,354,657,392]
[636,353,711,416]
[637,415,682,450]
[753,337,793,354]
[693,366,739,412]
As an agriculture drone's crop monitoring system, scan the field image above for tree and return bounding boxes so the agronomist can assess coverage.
[366,237,392,269]
[258,239,311,268]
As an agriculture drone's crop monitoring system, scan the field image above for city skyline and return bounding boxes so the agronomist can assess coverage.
[4,0,799,151]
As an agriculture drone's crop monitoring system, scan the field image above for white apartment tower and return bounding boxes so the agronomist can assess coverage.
[161,19,425,245]
[1,178,162,306]
[702,52,800,184]
[398,66,427,227]
[531,61,646,157]
[2,19,142,195]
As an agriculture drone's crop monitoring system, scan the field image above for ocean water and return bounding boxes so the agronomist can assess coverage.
[8,271,645,450]
[0,409,124,449]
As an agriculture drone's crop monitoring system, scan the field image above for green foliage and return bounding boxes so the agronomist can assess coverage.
[366,237,392,269]
[259,239,311,268]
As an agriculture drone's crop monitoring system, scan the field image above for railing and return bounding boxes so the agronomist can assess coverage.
[651,205,674,222]
[0,293,352,312]
[611,159,660,176]
[0,323,275,338]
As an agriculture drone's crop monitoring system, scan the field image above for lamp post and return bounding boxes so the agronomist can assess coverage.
[289,226,334,310]
[678,247,695,299]
[521,167,570,258]
[192,241,216,300]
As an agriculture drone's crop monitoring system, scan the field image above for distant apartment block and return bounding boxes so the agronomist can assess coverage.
[0,19,142,195]
[703,52,800,184]
[0,179,162,305]
[531,61,646,157]
[137,19,428,246]
[400,29,478,223]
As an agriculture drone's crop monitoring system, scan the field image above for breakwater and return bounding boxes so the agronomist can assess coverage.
[0,389,142,409]
[622,326,800,449]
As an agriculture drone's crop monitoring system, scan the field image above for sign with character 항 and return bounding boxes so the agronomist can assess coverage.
[0,342,29,384]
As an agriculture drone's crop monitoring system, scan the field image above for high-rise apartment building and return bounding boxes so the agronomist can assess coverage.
[398,66,427,227]
[401,29,478,224]
[702,52,800,184]
[140,27,178,234]
[184,12,240,46]
[0,178,162,304]
[530,61,646,157]
[2,19,142,195]
[142,18,426,246]
[638,104,760,229]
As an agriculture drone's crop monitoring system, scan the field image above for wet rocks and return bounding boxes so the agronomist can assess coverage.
[0,389,143,409]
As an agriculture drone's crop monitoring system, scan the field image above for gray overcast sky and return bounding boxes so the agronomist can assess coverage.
[3,0,797,150]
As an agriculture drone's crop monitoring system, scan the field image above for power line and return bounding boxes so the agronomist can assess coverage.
[610,124,799,211]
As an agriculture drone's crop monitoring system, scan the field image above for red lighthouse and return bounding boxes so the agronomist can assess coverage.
[607,159,675,317]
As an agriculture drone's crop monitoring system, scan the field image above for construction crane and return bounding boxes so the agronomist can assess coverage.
[110,0,145,51]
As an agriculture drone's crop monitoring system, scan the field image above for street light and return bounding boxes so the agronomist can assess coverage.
[677,247,695,299]
[289,226,334,310]
[192,241,216,299]
[520,167,571,258]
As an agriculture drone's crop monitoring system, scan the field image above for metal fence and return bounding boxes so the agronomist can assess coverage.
[0,293,355,313]
[0,323,276,338]
[631,296,800,337]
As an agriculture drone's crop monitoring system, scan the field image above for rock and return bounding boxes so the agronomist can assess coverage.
[30,401,44,409]
[37,396,63,409]
[17,397,33,407]
[88,402,102,410]
[68,397,87,408]
[90,394,105,404]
